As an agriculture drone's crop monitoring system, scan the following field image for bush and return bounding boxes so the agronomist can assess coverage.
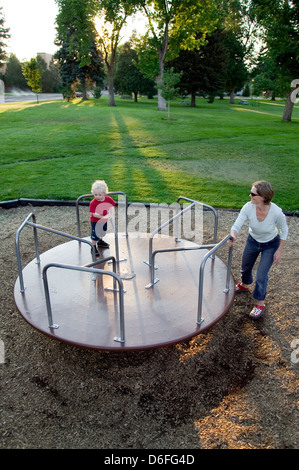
[62,84,76,101]
[92,85,102,99]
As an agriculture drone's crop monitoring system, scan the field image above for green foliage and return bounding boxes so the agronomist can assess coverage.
[114,42,156,101]
[251,0,299,120]
[3,54,28,90]
[157,67,181,118]
[251,0,299,80]
[223,29,248,97]
[92,85,103,99]
[0,6,10,65]
[55,0,105,99]
[21,58,42,97]
[169,29,229,106]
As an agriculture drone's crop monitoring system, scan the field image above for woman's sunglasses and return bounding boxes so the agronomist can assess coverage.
[250,192,258,197]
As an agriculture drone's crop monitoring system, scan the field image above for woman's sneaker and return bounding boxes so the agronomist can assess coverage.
[236,283,249,292]
[249,305,266,319]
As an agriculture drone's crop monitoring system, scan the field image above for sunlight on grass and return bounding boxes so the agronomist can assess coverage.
[0,96,298,210]
[233,107,283,118]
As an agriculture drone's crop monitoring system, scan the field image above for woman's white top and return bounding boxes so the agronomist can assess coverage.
[231,201,288,243]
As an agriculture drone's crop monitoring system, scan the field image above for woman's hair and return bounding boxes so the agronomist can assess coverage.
[91,180,108,194]
[252,180,274,205]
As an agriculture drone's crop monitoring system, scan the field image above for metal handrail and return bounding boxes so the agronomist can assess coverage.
[75,191,129,238]
[15,213,39,292]
[145,197,219,272]
[175,196,218,244]
[146,243,216,288]
[15,213,96,292]
[146,232,233,326]
[197,234,233,325]
[42,259,126,343]
[145,201,196,269]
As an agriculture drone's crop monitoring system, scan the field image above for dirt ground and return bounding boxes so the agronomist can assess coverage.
[0,203,298,450]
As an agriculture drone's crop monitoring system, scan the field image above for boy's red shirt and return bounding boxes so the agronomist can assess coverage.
[89,196,116,223]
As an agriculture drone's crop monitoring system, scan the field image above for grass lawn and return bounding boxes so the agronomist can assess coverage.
[0,95,298,211]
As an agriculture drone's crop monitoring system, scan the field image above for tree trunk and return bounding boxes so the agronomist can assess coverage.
[190,93,196,107]
[156,22,169,111]
[230,89,235,104]
[282,83,298,121]
[156,55,166,110]
[82,81,88,100]
[157,88,167,111]
[108,67,115,107]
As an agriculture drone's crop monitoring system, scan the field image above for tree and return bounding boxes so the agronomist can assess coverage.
[251,0,299,121]
[0,6,10,66]
[94,0,141,106]
[157,66,181,119]
[135,0,221,111]
[22,58,42,102]
[169,28,229,106]
[223,29,248,103]
[55,0,105,100]
[42,59,62,93]
[251,53,280,100]
[3,54,28,91]
[114,41,155,101]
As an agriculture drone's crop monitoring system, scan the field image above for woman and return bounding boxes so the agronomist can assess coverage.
[228,181,288,319]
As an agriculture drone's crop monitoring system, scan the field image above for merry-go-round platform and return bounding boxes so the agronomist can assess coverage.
[14,194,235,351]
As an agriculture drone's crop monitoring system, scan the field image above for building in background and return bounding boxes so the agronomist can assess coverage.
[37,53,52,68]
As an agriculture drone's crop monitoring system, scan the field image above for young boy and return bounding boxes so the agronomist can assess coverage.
[89,180,115,256]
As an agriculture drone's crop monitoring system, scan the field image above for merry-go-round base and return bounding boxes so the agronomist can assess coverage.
[14,232,235,351]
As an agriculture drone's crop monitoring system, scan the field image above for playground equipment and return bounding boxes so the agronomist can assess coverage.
[14,194,235,351]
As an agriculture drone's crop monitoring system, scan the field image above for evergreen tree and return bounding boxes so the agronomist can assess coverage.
[169,29,229,106]
[0,7,10,66]
[3,54,28,90]
[114,42,155,101]
[223,29,248,103]
[55,0,105,100]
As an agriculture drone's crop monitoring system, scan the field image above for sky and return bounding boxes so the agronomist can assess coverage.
[1,0,145,62]
[1,0,59,61]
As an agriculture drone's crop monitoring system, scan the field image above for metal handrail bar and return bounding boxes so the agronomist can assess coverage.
[146,202,196,268]
[15,214,96,292]
[84,256,117,290]
[175,196,218,244]
[75,191,129,238]
[26,220,95,259]
[197,234,233,325]
[42,261,125,343]
[15,212,39,292]
[146,244,216,288]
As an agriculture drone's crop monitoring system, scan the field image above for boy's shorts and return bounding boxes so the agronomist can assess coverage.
[91,221,107,241]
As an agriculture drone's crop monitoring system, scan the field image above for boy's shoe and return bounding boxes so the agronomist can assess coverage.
[98,239,110,248]
[236,283,249,292]
[249,305,266,319]
[91,247,100,257]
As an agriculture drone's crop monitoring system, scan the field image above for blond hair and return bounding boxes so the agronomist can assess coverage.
[91,180,108,194]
